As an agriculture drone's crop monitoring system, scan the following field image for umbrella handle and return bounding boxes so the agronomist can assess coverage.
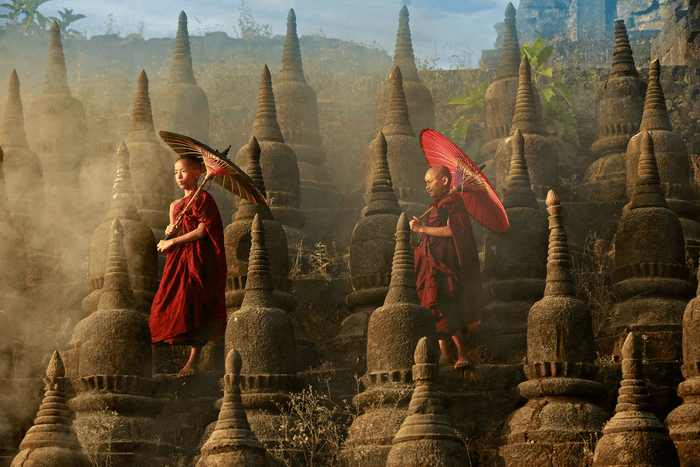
[162,173,213,241]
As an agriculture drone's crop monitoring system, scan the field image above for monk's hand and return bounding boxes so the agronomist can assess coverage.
[157,239,176,252]
[409,216,423,233]
[165,223,177,236]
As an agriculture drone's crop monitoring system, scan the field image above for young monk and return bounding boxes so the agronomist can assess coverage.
[409,165,485,369]
[149,155,227,378]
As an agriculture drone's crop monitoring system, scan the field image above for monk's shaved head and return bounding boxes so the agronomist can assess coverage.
[427,165,452,186]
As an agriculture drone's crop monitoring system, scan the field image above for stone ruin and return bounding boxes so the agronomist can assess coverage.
[3,3,700,467]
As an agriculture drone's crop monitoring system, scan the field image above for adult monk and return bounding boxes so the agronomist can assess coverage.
[409,165,485,369]
[150,155,227,378]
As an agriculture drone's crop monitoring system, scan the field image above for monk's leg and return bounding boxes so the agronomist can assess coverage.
[452,330,470,369]
[178,345,202,378]
[438,338,455,366]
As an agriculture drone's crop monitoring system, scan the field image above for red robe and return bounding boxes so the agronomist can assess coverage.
[414,192,484,334]
[149,190,227,345]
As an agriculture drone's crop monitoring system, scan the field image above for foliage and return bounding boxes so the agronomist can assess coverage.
[448,81,487,158]
[0,0,85,37]
[237,0,271,42]
[521,37,580,146]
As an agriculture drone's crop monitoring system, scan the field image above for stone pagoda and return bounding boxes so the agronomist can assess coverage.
[67,218,173,466]
[341,214,438,466]
[500,190,608,466]
[493,55,559,200]
[224,214,300,460]
[374,6,435,135]
[386,337,471,467]
[665,264,700,466]
[481,130,548,362]
[196,349,269,467]
[598,132,693,360]
[592,333,680,467]
[83,142,158,314]
[235,66,305,259]
[626,59,700,263]
[153,11,209,143]
[364,66,430,218]
[578,19,646,204]
[10,352,91,467]
[334,131,403,368]
[0,69,46,251]
[126,70,174,241]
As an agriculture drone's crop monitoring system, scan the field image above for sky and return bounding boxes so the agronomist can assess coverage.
[36,0,513,68]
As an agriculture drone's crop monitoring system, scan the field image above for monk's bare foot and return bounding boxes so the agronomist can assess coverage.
[454,358,470,369]
[178,363,197,378]
[178,345,202,378]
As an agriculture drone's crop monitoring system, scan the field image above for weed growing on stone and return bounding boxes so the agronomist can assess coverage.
[572,233,615,336]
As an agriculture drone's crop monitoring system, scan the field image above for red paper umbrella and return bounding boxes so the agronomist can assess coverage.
[419,129,509,233]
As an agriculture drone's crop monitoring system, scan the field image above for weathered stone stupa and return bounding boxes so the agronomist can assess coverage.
[82,142,158,314]
[224,214,300,459]
[126,70,174,241]
[598,132,693,360]
[374,6,435,135]
[153,11,209,143]
[592,333,680,467]
[10,352,91,467]
[235,66,305,257]
[68,218,173,466]
[482,3,541,163]
[626,59,700,262]
[334,132,402,367]
[665,265,700,466]
[364,66,430,218]
[273,9,342,210]
[225,136,295,313]
[578,20,646,203]
[500,190,608,466]
[386,337,471,467]
[27,21,88,224]
[493,55,559,200]
[342,213,438,467]
[0,70,46,250]
[481,130,548,362]
[196,349,269,467]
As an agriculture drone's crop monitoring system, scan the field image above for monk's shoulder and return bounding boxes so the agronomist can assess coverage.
[438,193,467,212]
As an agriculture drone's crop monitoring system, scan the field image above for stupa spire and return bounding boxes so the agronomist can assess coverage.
[610,20,638,78]
[1,70,29,149]
[392,6,420,83]
[640,59,673,132]
[168,11,197,85]
[630,131,668,209]
[105,142,140,221]
[365,131,402,216]
[240,214,278,308]
[544,190,575,297]
[234,136,273,222]
[0,148,9,222]
[384,213,421,305]
[250,65,284,143]
[511,55,545,135]
[97,218,136,311]
[278,9,305,83]
[498,3,520,80]
[42,21,71,96]
[382,66,414,137]
[127,70,157,144]
[502,129,538,209]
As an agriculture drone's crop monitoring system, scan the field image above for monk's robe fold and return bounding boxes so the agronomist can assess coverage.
[414,192,484,333]
[150,191,227,345]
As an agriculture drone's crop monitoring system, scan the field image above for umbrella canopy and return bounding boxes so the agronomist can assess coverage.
[159,130,267,206]
[419,129,509,233]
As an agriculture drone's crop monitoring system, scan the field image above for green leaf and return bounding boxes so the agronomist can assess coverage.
[552,82,575,106]
[538,45,553,65]
[558,113,577,124]
[533,37,548,51]
[555,119,565,137]
[541,87,555,102]
[540,66,553,77]
[449,97,469,105]
[450,118,469,142]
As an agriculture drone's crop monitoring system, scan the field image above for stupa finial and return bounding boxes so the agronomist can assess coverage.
[503,129,538,209]
[511,55,545,135]
[278,9,306,83]
[498,3,520,80]
[97,218,137,311]
[543,190,575,297]
[384,213,421,305]
[240,214,278,308]
[610,20,638,78]
[382,65,415,137]
[42,21,71,96]
[365,131,402,216]
[1,70,29,149]
[639,59,673,132]
[250,65,285,143]
[105,142,141,222]
[630,131,668,209]
[168,11,197,85]
[127,70,157,144]
[392,5,420,83]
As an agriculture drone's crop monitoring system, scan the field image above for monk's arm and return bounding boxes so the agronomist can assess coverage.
[410,216,452,237]
[170,222,207,245]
